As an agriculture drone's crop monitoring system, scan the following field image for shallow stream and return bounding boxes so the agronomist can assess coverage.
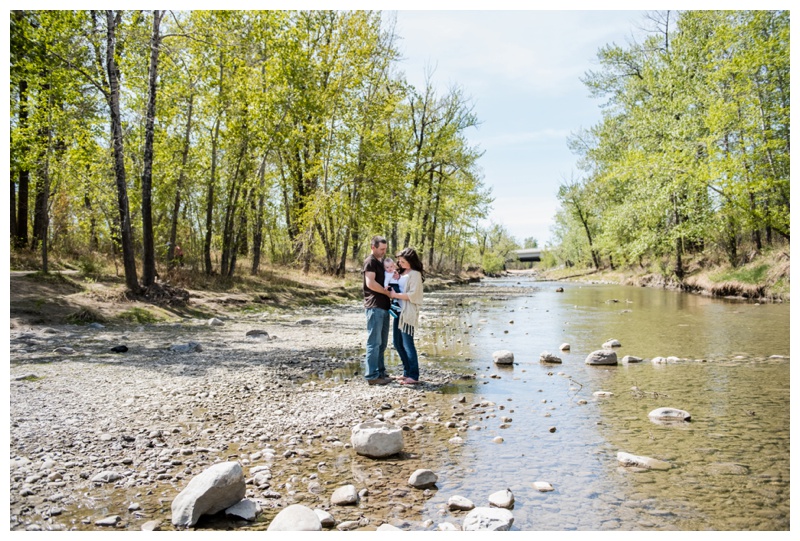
[404,277,790,530]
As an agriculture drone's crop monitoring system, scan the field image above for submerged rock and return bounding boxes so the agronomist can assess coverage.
[648,407,691,424]
[617,452,671,471]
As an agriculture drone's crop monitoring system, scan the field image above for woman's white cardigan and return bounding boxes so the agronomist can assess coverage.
[398,270,423,336]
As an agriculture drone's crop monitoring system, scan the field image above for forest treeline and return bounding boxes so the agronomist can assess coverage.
[550,10,789,277]
[10,10,504,292]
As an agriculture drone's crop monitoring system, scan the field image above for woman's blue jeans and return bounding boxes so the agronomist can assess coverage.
[393,316,419,381]
[365,308,389,380]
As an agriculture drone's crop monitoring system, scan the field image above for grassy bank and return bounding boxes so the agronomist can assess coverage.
[535,248,790,302]
[9,250,481,327]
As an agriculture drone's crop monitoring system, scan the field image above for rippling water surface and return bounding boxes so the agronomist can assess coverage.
[410,278,790,530]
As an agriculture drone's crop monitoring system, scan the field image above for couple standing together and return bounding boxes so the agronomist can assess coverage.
[362,235,424,386]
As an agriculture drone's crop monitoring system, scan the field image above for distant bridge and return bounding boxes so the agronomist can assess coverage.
[512,249,541,262]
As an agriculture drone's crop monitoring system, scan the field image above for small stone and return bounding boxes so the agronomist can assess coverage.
[539,351,562,364]
[559,343,570,351]
[602,338,621,348]
[141,520,162,531]
[110,345,128,353]
[208,318,224,326]
[314,509,336,528]
[95,515,121,527]
[533,481,554,492]
[488,488,514,509]
[492,350,514,365]
[448,495,475,511]
[331,484,359,506]
[408,469,438,489]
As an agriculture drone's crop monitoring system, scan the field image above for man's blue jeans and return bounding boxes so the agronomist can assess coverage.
[393,316,419,381]
[365,308,389,380]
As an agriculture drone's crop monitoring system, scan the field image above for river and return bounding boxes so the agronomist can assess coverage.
[406,277,790,530]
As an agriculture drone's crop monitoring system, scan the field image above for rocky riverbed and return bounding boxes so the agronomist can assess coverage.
[9,301,490,531]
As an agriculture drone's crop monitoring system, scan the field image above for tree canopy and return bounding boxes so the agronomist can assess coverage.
[10,10,495,285]
[554,10,789,274]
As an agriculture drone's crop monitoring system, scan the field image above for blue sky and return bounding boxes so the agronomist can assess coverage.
[392,10,648,247]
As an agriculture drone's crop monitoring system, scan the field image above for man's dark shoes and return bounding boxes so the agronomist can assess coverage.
[367,377,391,386]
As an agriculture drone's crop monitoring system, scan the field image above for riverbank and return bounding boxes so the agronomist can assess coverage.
[7,267,484,531]
[529,249,790,302]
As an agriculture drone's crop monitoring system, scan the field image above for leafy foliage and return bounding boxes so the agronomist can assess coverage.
[10,10,495,279]
[555,10,789,275]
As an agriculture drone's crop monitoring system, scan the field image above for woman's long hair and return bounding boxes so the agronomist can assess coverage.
[396,247,425,282]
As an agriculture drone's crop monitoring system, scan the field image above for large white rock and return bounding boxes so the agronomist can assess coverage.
[408,469,438,489]
[267,504,322,531]
[488,488,515,509]
[171,462,245,527]
[648,407,692,424]
[463,507,514,531]
[492,350,514,365]
[331,484,359,506]
[351,420,403,458]
[617,452,671,471]
[585,350,618,365]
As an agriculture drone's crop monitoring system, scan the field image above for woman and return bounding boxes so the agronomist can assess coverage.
[389,247,425,385]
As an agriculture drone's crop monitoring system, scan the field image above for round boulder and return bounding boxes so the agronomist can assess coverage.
[585,350,618,366]
[602,338,621,348]
[492,350,514,365]
[351,420,403,458]
[330,484,359,506]
[267,504,322,531]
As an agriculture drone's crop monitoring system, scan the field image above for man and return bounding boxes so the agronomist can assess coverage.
[362,235,393,385]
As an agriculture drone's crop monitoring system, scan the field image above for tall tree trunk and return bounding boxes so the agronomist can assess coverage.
[140,10,163,287]
[168,91,193,268]
[204,117,220,275]
[251,155,268,275]
[14,79,29,247]
[106,10,139,293]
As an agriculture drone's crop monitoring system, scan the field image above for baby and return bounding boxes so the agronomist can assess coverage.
[384,258,402,318]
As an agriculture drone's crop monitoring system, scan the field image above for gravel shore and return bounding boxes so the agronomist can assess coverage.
[9,301,472,531]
